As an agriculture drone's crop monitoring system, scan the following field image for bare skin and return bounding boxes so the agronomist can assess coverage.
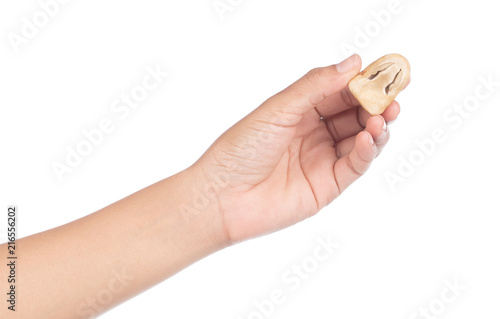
[0,54,406,318]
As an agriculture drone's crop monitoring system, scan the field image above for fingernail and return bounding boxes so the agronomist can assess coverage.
[336,54,358,73]
[367,132,374,145]
[382,119,387,131]
[387,116,398,125]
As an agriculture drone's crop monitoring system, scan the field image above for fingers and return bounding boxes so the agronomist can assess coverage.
[333,131,377,193]
[380,100,401,124]
[334,115,390,158]
[314,86,360,118]
[366,115,390,153]
[260,54,361,125]
[326,100,400,142]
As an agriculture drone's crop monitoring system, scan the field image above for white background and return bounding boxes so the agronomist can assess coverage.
[1,0,499,318]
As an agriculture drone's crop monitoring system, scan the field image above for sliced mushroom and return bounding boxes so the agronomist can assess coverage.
[348,54,410,115]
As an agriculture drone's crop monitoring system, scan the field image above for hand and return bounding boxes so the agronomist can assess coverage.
[194,54,404,243]
[0,55,404,319]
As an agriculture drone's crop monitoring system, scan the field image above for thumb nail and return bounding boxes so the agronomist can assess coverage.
[336,54,358,73]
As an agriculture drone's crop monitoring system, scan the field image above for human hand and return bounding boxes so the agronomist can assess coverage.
[194,54,405,243]
[0,55,406,319]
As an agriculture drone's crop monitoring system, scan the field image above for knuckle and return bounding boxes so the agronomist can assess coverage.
[305,68,322,85]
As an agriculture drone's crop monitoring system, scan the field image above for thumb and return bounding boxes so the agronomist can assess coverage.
[261,54,361,124]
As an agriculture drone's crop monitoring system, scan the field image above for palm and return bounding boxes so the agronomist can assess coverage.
[205,105,370,241]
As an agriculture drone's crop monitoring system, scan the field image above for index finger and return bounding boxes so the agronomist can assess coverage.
[315,86,361,118]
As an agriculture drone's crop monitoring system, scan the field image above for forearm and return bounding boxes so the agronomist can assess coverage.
[0,165,228,319]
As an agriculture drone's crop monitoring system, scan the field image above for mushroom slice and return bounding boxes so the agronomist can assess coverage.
[348,54,410,115]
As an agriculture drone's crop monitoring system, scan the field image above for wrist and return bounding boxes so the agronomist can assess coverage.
[173,164,232,250]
